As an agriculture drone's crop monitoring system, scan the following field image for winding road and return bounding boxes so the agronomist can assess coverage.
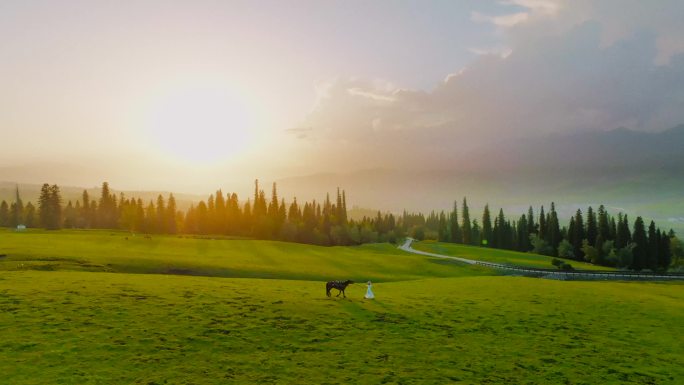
[399,238,684,281]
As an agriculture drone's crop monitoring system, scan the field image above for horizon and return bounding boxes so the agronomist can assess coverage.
[3,1,684,194]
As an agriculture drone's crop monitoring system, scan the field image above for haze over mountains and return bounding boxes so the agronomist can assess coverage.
[3,125,683,233]
[276,125,684,232]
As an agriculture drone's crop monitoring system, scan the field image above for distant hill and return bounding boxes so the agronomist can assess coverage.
[0,182,204,211]
[275,125,684,234]
[2,126,682,233]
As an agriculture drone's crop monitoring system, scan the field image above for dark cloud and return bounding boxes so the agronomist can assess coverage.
[300,1,684,170]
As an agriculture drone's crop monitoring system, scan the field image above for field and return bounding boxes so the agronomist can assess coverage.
[0,229,493,281]
[1,230,683,384]
[412,240,610,270]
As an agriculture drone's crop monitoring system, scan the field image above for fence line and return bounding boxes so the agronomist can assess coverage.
[399,239,684,281]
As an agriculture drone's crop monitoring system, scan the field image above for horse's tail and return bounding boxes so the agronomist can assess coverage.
[325,282,331,297]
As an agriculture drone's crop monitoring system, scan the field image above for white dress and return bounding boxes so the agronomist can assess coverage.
[364,282,375,299]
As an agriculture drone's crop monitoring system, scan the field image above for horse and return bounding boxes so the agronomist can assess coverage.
[326,280,354,298]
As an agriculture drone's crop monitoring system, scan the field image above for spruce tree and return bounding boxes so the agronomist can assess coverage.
[647,221,658,270]
[538,206,547,242]
[547,203,561,255]
[38,183,51,228]
[24,202,35,227]
[10,186,24,227]
[461,197,471,245]
[482,204,492,246]
[167,194,178,234]
[586,206,598,247]
[609,216,617,241]
[495,209,506,248]
[527,206,536,235]
[48,184,62,229]
[659,232,672,270]
[449,201,460,243]
[572,209,585,260]
[0,201,8,227]
[597,205,610,243]
[616,214,631,248]
[631,217,648,270]
[517,214,529,251]
[438,211,448,242]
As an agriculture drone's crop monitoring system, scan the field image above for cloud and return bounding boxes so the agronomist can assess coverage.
[471,11,529,27]
[298,1,684,170]
[285,127,313,139]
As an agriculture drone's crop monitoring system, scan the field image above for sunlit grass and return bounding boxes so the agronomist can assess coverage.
[0,229,492,281]
[1,271,682,384]
[413,240,613,270]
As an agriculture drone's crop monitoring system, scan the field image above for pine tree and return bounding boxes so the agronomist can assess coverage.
[659,232,672,270]
[517,214,529,251]
[586,206,597,247]
[538,206,547,242]
[572,209,585,260]
[156,195,167,233]
[167,194,178,234]
[471,219,481,246]
[10,185,24,227]
[597,205,610,243]
[81,190,91,228]
[631,217,648,270]
[647,221,658,270]
[24,202,35,227]
[144,200,157,233]
[449,201,460,243]
[527,206,536,235]
[461,198,472,245]
[609,216,617,241]
[38,183,51,228]
[547,202,560,255]
[0,201,8,227]
[616,213,631,248]
[437,211,448,242]
[341,190,348,224]
[37,184,62,229]
[494,209,506,248]
[482,204,492,246]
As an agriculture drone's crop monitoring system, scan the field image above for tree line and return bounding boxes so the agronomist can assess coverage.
[0,181,406,246]
[414,198,680,271]
[1,183,681,271]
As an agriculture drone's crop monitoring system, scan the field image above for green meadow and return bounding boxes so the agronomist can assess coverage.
[413,240,610,270]
[0,229,492,281]
[1,230,683,384]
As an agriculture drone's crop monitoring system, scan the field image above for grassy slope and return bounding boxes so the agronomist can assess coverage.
[0,229,493,281]
[413,240,611,270]
[1,271,682,384]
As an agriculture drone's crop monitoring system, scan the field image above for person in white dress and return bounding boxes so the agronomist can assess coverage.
[364,281,375,299]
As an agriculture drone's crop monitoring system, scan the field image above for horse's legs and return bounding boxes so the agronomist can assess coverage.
[336,289,342,297]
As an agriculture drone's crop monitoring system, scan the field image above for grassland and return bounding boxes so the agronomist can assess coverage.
[0,229,493,281]
[413,240,611,270]
[1,230,682,384]
[1,271,682,384]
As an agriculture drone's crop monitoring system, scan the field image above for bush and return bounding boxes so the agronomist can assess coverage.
[557,239,575,259]
[560,262,573,271]
[530,234,553,256]
[412,226,425,241]
[551,258,562,268]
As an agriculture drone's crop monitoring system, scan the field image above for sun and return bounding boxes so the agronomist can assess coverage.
[144,87,254,164]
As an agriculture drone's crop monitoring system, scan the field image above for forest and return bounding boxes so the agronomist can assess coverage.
[0,181,681,271]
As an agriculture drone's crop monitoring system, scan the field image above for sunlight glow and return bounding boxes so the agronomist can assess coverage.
[144,87,254,164]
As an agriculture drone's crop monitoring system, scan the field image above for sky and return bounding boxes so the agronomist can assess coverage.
[1,0,683,194]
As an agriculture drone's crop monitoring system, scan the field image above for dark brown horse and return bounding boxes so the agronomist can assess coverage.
[326,280,353,298]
